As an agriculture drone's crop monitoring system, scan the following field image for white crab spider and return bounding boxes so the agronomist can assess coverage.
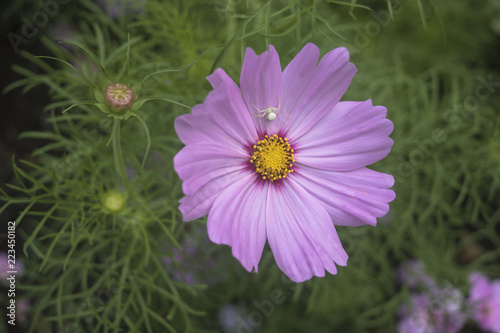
[251,98,281,121]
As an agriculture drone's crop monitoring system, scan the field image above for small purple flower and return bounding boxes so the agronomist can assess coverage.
[0,252,24,283]
[71,55,100,80]
[163,227,217,285]
[468,272,500,333]
[398,260,437,291]
[47,21,79,51]
[398,294,432,333]
[17,299,31,324]
[398,290,466,333]
[96,0,145,19]
[397,260,467,333]
[174,44,395,282]
[218,303,240,333]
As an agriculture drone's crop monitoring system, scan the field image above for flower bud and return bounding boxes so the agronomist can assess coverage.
[105,83,135,112]
[102,191,126,213]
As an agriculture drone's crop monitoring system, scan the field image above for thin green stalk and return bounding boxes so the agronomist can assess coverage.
[112,118,129,187]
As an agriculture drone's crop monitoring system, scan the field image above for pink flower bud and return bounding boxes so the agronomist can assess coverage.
[105,83,135,112]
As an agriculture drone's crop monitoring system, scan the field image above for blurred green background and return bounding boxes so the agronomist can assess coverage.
[1,0,499,332]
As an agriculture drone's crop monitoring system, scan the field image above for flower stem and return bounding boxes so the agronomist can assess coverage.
[112,118,129,186]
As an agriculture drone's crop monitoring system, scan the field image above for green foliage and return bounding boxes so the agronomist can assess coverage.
[2,0,499,332]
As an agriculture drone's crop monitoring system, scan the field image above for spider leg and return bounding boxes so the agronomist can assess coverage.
[251,101,261,112]
[252,113,266,118]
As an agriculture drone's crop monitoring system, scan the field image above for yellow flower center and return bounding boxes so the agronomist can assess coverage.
[250,134,295,181]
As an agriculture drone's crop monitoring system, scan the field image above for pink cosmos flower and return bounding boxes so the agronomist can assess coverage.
[468,272,500,333]
[174,43,395,282]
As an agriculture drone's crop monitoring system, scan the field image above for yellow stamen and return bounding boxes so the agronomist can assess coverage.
[250,134,294,182]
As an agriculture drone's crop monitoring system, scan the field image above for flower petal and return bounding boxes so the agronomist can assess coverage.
[174,68,260,222]
[179,191,216,222]
[292,166,395,226]
[469,272,491,300]
[266,179,348,282]
[272,43,319,132]
[174,142,248,195]
[240,45,283,135]
[178,168,248,221]
[295,100,394,171]
[282,43,320,101]
[281,46,357,139]
[207,174,267,272]
[175,68,258,151]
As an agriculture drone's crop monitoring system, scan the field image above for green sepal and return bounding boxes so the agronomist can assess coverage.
[95,103,112,115]
[94,88,105,104]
